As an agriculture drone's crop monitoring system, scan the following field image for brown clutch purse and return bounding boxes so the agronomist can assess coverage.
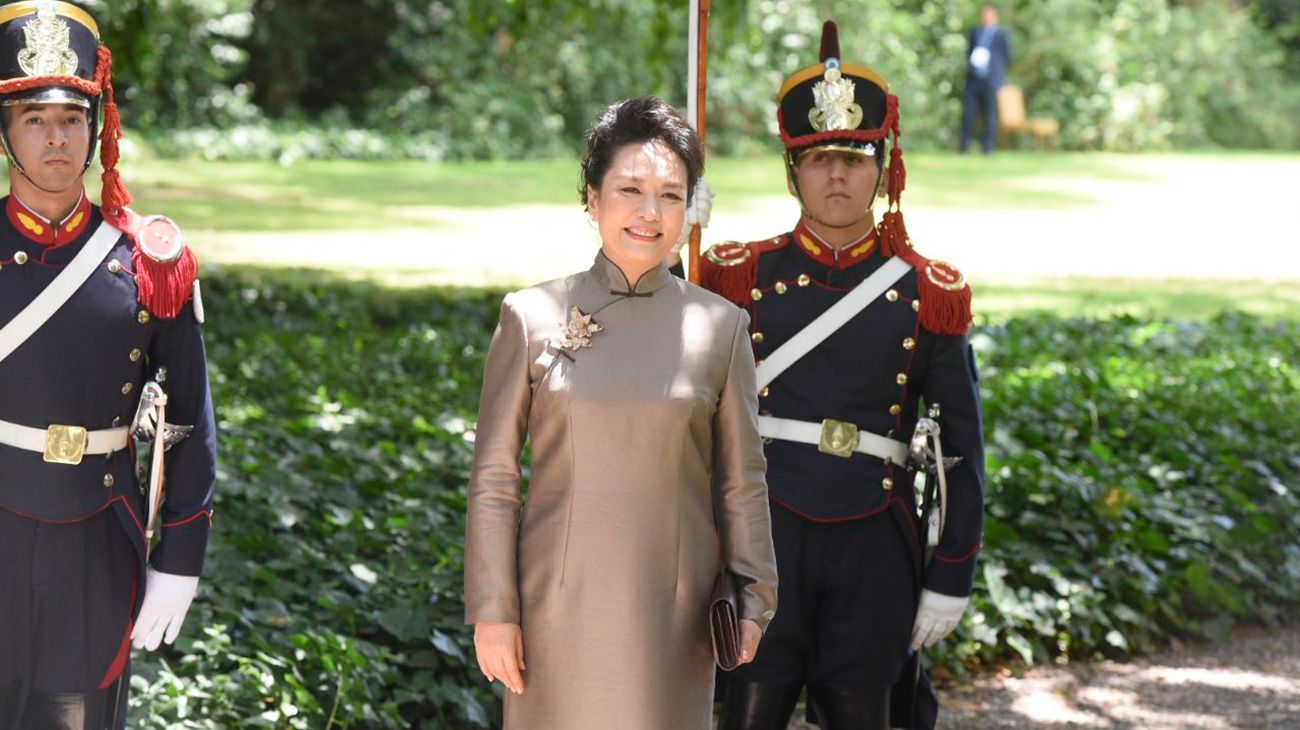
[709,569,741,670]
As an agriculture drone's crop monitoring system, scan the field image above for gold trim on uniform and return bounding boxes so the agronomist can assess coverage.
[798,234,822,256]
[17,1,79,76]
[925,260,967,291]
[704,241,751,267]
[809,66,863,132]
[0,1,98,37]
[779,61,890,100]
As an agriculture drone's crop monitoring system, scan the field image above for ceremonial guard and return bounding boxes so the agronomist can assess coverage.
[685,22,985,730]
[0,2,216,728]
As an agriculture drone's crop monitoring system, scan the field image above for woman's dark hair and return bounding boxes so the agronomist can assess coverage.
[579,96,703,211]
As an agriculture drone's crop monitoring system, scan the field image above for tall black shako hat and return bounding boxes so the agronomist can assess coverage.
[777,20,916,262]
[0,0,131,212]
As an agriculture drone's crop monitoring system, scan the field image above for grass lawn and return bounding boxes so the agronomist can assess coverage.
[4,151,1294,319]
[8,151,1291,232]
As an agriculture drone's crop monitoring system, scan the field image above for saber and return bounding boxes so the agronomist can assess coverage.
[908,404,963,563]
[132,368,193,554]
[686,0,710,283]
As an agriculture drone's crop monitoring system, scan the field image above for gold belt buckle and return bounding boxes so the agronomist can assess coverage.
[818,418,859,458]
[43,424,88,465]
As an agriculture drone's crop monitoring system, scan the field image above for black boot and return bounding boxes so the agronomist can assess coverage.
[21,689,112,730]
[718,680,803,730]
[806,685,890,730]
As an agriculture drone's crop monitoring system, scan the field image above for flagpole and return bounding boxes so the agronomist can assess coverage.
[686,0,709,283]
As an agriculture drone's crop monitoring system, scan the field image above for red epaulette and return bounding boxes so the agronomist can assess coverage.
[698,235,789,307]
[105,207,199,320]
[878,211,972,336]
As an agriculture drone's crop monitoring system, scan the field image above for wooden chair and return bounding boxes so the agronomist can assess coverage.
[998,84,1059,150]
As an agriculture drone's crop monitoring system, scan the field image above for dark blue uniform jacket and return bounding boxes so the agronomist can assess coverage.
[0,194,216,578]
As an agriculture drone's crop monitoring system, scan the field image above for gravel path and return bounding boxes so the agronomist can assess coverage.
[931,621,1300,728]
[784,620,1300,729]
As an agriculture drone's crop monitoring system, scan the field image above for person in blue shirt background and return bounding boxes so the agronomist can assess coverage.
[959,3,1013,154]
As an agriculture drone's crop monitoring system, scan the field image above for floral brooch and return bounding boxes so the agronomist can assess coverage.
[557,306,603,352]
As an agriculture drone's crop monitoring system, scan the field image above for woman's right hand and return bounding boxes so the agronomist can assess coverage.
[474,621,526,694]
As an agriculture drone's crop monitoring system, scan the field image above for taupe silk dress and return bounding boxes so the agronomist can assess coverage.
[465,252,778,729]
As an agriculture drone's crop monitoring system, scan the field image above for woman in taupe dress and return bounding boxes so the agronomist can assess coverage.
[464,96,779,729]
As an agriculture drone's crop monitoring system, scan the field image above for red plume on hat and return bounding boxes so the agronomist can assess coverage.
[819,19,840,61]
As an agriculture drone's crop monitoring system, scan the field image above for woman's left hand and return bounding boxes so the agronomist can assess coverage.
[736,618,763,666]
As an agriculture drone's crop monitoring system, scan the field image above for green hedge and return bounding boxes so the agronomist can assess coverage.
[127,269,1300,727]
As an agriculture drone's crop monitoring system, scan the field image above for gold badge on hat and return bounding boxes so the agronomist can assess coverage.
[18,0,79,77]
[809,65,863,132]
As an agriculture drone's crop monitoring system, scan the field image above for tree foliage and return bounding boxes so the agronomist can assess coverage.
[88,0,1299,157]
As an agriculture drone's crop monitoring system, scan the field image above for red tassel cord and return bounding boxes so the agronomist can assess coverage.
[96,45,132,213]
[131,245,198,320]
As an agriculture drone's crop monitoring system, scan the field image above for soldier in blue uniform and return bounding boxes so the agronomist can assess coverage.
[678,21,985,730]
[0,2,216,728]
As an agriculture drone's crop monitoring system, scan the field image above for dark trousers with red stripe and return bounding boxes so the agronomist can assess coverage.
[0,506,137,730]
[723,502,938,728]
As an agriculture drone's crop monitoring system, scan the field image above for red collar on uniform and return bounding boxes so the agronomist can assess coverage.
[791,218,878,268]
[6,192,92,248]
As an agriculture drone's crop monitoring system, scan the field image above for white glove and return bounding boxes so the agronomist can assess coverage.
[673,177,714,254]
[910,588,969,651]
[131,567,199,651]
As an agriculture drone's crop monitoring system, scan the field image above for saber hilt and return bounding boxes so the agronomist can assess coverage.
[908,404,962,562]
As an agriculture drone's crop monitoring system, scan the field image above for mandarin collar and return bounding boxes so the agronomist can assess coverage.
[6,192,92,247]
[589,249,672,296]
[791,218,878,269]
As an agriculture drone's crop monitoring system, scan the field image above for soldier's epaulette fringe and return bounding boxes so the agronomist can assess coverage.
[878,210,972,336]
[107,207,199,320]
[699,237,787,307]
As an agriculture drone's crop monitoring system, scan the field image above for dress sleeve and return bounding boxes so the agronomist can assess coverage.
[712,309,779,631]
[464,294,533,624]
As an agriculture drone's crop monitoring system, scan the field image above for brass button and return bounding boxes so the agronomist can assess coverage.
[751,288,763,301]
[14,251,28,265]
[775,281,788,295]
[107,260,122,274]
[896,373,908,385]
[886,289,899,302]
[129,348,142,362]
[751,331,765,344]
[103,474,115,487]
[121,383,134,395]
[137,310,151,324]
[796,274,811,287]
[882,477,894,490]
[912,300,921,312]
[902,337,916,351]
[889,404,902,416]
[759,386,770,397]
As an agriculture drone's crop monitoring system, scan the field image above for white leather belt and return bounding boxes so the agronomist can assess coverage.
[758,415,908,463]
[0,418,130,465]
